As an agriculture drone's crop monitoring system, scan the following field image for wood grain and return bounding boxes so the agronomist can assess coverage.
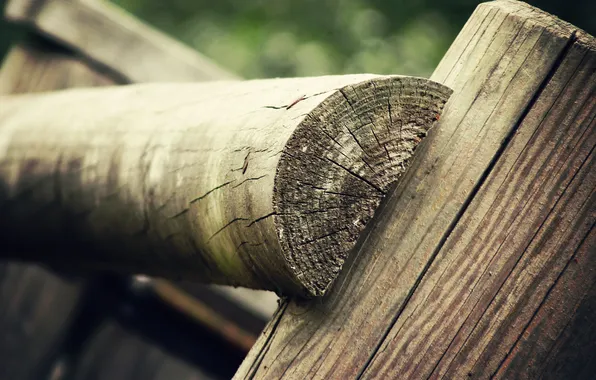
[1,0,278,348]
[364,5,596,377]
[5,0,238,82]
[0,2,275,376]
[0,39,115,380]
[0,75,450,296]
[0,40,115,95]
[234,1,595,378]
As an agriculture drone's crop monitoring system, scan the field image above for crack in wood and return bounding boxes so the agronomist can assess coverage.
[232,175,267,189]
[188,180,234,204]
[207,217,250,242]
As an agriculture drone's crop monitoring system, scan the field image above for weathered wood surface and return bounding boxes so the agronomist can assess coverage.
[0,2,274,377]
[1,0,277,352]
[234,0,595,378]
[0,40,115,380]
[5,0,237,82]
[0,75,450,296]
[0,41,115,94]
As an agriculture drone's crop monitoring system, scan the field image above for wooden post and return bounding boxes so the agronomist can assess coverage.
[4,0,237,82]
[0,0,253,377]
[234,0,595,378]
[0,75,450,296]
[0,38,117,380]
[2,0,282,326]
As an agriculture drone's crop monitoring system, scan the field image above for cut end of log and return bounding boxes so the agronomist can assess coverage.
[0,75,450,297]
[273,77,451,296]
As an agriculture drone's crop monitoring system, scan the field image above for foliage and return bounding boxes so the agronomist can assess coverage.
[110,0,595,79]
[1,0,595,78]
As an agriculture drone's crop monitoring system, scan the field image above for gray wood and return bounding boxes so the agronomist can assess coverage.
[0,42,115,95]
[234,1,595,378]
[3,0,282,321]
[0,41,114,380]
[364,5,596,378]
[0,75,450,296]
[5,0,237,82]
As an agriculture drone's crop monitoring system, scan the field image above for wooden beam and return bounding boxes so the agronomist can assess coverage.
[5,0,238,82]
[0,40,115,380]
[1,0,278,350]
[0,75,450,296]
[2,0,276,321]
[0,40,115,94]
[234,0,595,377]
[0,2,273,374]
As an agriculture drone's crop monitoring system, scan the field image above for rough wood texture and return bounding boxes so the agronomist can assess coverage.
[0,41,115,95]
[5,0,238,82]
[0,40,115,380]
[234,0,595,378]
[1,1,279,341]
[2,0,280,326]
[0,75,450,296]
[0,2,275,375]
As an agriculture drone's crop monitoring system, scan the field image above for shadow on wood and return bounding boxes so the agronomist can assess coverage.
[234,1,596,378]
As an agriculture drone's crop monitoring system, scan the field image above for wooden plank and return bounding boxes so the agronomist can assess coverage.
[0,75,450,296]
[234,1,595,378]
[539,277,596,379]
[0,40,115,94]
[364,16,596,378]
[5,0,238,82]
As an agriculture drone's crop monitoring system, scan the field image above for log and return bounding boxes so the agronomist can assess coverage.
[0,40,116,380]
[1,0,278,359]
[5,0,237,82]
[234,0,595,378]
[0,41,114,95]
[3,0,281,321]
[0,2,274,377]
[0,75,451,296]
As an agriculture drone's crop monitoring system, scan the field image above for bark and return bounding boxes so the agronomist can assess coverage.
[0,75,451,296]
[233,0,596,378]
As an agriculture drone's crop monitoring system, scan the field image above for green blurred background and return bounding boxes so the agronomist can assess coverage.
[1,0,595,78]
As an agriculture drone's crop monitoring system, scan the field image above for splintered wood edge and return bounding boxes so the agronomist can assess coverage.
[273,77,451,296]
